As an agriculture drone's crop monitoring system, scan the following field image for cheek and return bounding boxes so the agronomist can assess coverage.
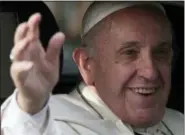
[95,58,136,95]
[159,65,171,89]
[112,64,136,90]
[157,65,171,104]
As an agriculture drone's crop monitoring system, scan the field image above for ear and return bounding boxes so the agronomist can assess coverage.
[72,48,95,85]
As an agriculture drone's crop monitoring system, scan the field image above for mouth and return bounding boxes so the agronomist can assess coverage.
[128,87,159,96]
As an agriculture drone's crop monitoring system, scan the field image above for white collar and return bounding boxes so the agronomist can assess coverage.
[77,82,173,135]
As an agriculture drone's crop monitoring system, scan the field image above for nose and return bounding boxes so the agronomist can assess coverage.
[137,55,159,81]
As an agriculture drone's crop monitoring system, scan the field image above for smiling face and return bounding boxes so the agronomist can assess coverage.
[88,6,173,127]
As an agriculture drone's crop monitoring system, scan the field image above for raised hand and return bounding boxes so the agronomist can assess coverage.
[10,13,65,114]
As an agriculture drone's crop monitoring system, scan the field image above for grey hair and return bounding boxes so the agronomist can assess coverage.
[81,19,106,57]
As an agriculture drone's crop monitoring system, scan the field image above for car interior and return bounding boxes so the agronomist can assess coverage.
[0,1,184,113]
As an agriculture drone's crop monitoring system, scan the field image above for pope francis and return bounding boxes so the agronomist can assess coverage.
[1,1,184,135]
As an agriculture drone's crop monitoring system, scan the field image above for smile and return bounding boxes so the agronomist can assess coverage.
[128,87,159,95]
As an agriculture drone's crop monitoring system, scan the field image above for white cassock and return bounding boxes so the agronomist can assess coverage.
[1,82,184,135]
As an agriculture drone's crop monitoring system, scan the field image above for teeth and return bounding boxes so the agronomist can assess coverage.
[131,88,157,94]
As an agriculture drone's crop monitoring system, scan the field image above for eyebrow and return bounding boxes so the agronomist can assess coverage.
[121,41,141,47]
[116,40,172,53]
[158,41,172,47]
[153,41,173,51]
[116,41,141,54]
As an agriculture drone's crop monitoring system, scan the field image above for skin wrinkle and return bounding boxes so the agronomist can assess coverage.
[82,5,172,57]
[76,5,173,128]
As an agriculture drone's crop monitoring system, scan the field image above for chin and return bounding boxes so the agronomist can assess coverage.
[131,118,162,128]
[128,107,166,128]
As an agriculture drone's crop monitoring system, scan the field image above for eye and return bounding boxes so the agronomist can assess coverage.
[117,49,139,64]
[153,47,173,62]
[115,46,140,64]
[122,49,139,56]
[156,48,171,55]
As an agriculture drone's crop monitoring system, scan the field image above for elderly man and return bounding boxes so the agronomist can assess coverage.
[1,1,183,135]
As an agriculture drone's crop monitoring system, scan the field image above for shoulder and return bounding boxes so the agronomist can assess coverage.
[48,94,102,134]
[164,108,184,122]
[49,94,98,120]
[162,108,184,135]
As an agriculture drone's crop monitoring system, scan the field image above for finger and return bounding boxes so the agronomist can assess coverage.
[46,32,65,64]
[14,22,28,44]
[11,37,31,61]
[10,61,33,84]
[27,13,42,39]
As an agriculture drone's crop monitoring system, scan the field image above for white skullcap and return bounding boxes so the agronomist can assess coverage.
[81,1,166,38]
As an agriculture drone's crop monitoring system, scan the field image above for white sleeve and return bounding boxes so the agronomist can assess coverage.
[1,90,54,135]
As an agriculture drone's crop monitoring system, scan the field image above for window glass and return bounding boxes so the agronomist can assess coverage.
[45,1,91,75]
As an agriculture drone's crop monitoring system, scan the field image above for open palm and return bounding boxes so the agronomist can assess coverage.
[10,13,65,113]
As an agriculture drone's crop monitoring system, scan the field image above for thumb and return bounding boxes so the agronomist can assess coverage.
[46,32,65,64]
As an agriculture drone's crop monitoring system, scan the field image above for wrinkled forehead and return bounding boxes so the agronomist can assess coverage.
[105,6,172,35]
[81,1,167,38]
